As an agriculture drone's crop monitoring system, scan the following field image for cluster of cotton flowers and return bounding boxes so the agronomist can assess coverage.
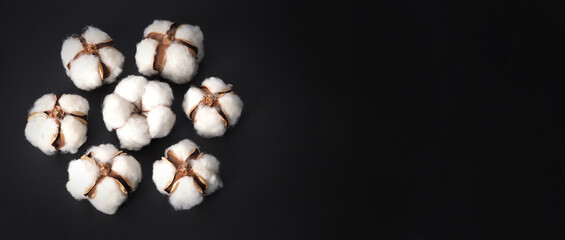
[25,94,89,155]
[66,144,142,215]
[135,20,204,84]
[152,139,222,210]
[102,75,176,151]
[183,77,243,138]
[61,26,125,91]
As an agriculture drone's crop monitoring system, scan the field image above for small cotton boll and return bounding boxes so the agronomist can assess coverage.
[160,43,197,84]
[29,94,57,113]
[61,26,124,91]
[102,94,135,131]
[89,177,128,215]
[111,155,142,189]
[114,75,148,104]
[116,114,151,151]
[58,116,87,154]
[193,106,227,138]
[152,159,176,195]
[66,159,100,200]
[145,106,175,138]
[135,39,159,76]
[59,94,90,114]
[218,93,244,126]
[169,176,204,210]
[141,81,173,111]
[25,115,59,155]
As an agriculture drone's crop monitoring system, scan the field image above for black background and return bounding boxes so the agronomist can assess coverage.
[1,0,564,239]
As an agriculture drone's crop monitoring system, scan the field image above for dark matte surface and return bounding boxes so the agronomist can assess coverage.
[2,0,564,239]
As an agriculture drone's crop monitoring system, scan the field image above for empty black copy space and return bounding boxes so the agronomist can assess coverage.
[0,1,563,239]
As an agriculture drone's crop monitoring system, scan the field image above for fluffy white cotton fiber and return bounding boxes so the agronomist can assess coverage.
[135,20,204,84]
[182,77,243,138]
[103,75,176,151]
[61,26,124,91]
[66,144,142,215]
[25,93,89,155]
[152,139,222,210]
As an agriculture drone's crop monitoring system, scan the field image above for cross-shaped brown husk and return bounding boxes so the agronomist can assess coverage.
[162,148,208,195]
[81,151,133,199]
[145,22,199,73]
[27,94,88,151]
[66,34,114,81]
[188,85,234,127]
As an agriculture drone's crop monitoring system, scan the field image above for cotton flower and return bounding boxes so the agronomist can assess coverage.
[102,75,176,151]
[152,139,222,210]
[135,20,204,84]
[182,77,243,138]
[66,144,142,215]
[25,94,89,155]
[61,26,125,91]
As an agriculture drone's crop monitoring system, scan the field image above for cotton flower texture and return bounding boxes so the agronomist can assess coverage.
[61,26,125,91]
[66,144,142,215]
[135,20,204,84]
[152,139,222,210]
[182,77,243,138]
[102,75,176,151]
[25,94,89,155]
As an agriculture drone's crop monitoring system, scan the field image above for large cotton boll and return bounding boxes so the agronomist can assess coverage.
[135,20,204,84]
[102,94,135,131]
[112,155,142,189]
[145,106,175,138]
[114,75,147,104]
[58,116,87,154]
[168,176,204,210]
[160,43,197,84]
[61,26,124,91]
[135,39,159,76]
[193,106,227,138]
[152,159,176,195]
[59,94,90,115]
[141,80,173,111]
[25,115,59,155]
[66,159,99,200]
[88,177,128,215]
[29,94,57,113]
[116,114,151,151]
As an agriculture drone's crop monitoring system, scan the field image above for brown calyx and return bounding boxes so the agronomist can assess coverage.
[162,149,208,195]
[66,34,114,80]
[188,85,233,127]
[146,22,199,73]
[83,151,133,199]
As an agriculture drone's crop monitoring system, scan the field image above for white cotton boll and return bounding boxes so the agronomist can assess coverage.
[141,80,173,111]
[88,177,128,215]
[175,24,205,62]
[66,159,99,200]
[112,155,142,190]
[218,93,244,126]
[29,93,57,113]
[165,139,198,161]
[102,94,135,131]
[160,43,197,84]
[193,106,227,138]
[83,26,111,44]
[168,176,204,210]
[61,26,124,91]
[86,143,119,163]
[145,106,175,138]
[58,116,87,154]
[114,75,147,104]
[25,115,59,155]
[58,94,89,115]
[152,159,176,195]
[116,114,151,151]
[191,154,222,194]
[68,55,104,91]
[135,39,159,76]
